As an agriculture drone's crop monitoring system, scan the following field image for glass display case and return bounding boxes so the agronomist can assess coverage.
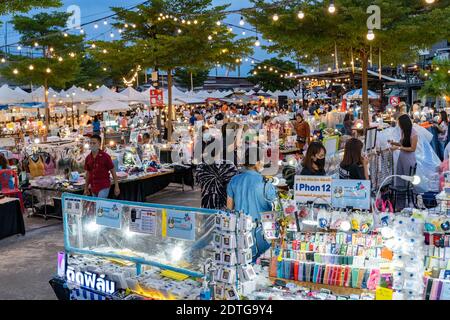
[62,193,218,278]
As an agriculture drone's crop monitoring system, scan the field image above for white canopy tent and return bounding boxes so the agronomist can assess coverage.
[93,85,128,101]
[0,85,30,104]
[64,85,99,102]
[120,87,148,102]
[30,86,60,104]
[87,99,130,113]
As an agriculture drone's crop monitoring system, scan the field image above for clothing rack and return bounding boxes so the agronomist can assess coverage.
[368,148,394,191]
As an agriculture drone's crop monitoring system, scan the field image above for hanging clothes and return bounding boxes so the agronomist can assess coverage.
[28,154,45,178]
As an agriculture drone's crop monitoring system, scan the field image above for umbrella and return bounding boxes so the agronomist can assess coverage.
[343,88,379,100]
[87,99,130,113]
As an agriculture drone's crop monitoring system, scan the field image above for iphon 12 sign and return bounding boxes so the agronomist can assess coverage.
[294,176,332,205]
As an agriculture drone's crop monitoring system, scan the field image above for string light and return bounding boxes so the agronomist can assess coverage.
[298,11,305,19]
[17,46,22,50]
[328,0,336,14]
[58,57,63,62]
[272,14,279,21]
[367,29,375,41]
[94,24,98,29]
[1,58,5,63]
[254,37,261,47]
[34,42,39,47]
[103,20,108,25]
[216,21,221,26]
[425,0,435,3]
[177,29,182,33]
[208,35,212,40]
[63,33,68,37]
[80,28,84,34]
[239,17,245,26]
[46,67,51,73]
[28,65,34,70]
[13,69,18,74]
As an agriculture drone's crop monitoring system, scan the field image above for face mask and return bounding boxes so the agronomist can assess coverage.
[90,145,99,153]
[314,158,325,169]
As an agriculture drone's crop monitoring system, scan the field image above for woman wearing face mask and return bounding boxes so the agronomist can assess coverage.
[300,142,327,176]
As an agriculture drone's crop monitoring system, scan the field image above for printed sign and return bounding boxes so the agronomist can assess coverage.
[129,208,157,235]
[331,179,371,210]
[376,287,393,300]
[165,210,195,241]
[96,200,122,229]
[65,197,82,216]
[389,96,400,107]
[150,89,164,107]
[294,176,332,204]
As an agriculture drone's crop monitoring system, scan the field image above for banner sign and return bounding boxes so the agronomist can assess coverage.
[150,89,164,107]
[331,179,371,210]
[294,176,332,204]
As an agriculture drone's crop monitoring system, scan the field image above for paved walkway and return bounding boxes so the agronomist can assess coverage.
[0,185,201,300]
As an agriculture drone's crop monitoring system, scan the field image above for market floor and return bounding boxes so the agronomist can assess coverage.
[0,185,201,300]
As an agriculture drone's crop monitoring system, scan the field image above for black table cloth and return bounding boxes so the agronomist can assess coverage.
[0,198,25,240]
[108,171,173,202]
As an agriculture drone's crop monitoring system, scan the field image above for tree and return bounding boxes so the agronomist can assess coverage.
[87,40,142,87]
[0,0,60,15]
[174,67,209,91]
[0,11,85,127]
[245,0,450,128]
[248,58,302,92]
[92,0,254,139]
[419,58,450,107]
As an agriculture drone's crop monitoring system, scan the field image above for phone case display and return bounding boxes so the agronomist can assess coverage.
[212,211,256,300]
[63,194,219,273]
[383,215,426,300]
[63,254,204,300]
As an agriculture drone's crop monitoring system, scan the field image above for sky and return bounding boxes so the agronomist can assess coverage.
[1,0,277,77]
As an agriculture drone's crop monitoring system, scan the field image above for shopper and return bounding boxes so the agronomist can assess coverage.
[226,146,276,261]
[195,135,238,210]
[342,112,354,136]
[0,153,9,169]
[137,133,151,160]
[84,135,120,198]
[389,114,418,188]
[435,110,449,160]
[92,115,101,135]
[339,138,369,180]
[292,113,311,151]
[300,142,327,176]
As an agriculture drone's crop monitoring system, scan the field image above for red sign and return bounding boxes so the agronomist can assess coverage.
[150,89,164,107]
[389,96,400,107]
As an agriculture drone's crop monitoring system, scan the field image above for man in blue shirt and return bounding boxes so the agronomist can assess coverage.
[227,147,277,260]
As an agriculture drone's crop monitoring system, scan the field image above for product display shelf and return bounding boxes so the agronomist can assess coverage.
[269,277,376,296]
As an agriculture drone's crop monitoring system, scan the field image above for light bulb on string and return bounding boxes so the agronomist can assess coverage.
[328,1,336,14]
[367,29,375,41]
[46,67,51,73]
[103,20,108,25]
[425,0,435,3]
[110,32,115,38]
[242,31,246,35]
[254,37,261,47]
[80,28,84,34]
[272,14,279,21]
[34,42,39,47]
[91,43,96,48]
[177,29,182,34]
[216,21,221,26]
[94,24,98,29]
[208,35,212,40]
[1,58,5,63]
[124,23,129,28]
[28,65,34,70]
[63,33,68,37]
[240,17,245,26]
[17,46,22,50]
[13,69,18,74]
[298,11,305,19]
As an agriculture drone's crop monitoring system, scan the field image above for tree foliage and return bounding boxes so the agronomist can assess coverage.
[420,58,450,98]
[90,0,254,79]
[245,0,450,66]
[0,11,84,89]
[174,67,210,90]
[0,0,61,15]
[248,58,302,92]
